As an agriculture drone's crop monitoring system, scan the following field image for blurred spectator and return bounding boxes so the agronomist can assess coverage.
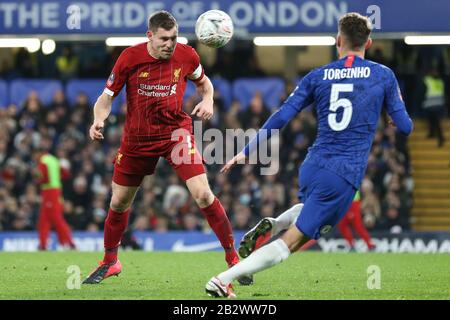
[367,48,391,68]
[155,216,169,233]
[56,46,79,81]
[162,175,189,211]
[421,67,446,147]
[209,52,236,80]
[0,60,19,80]
[182,213,202,231]
[245,55,266,77]
[238,92,271,129]
[14,48,38,78]
[360,178,381,230]
[377,206,408,234]
[393,44,419,115]
[232,203,253,231]
[0,76,413,234]
[19,91,44,125]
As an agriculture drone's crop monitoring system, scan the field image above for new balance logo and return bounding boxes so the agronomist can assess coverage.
[139,71,149,78]
[170,84,177,95]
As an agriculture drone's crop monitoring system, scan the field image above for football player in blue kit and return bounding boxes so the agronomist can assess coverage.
[205,12,413,298]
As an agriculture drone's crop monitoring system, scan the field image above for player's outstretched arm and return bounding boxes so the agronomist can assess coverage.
[221,151,247,174]
[89,92,114,141]
[191,76,214,121]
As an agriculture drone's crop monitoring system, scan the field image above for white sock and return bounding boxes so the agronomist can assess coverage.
[271,203,303,235]
[217,239,291,285]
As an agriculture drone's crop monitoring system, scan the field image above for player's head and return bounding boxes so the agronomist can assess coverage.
[337,12,372,56]
[146,11,178,60]
[32,139,51,161]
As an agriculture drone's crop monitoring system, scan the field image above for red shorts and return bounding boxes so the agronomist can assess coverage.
[112,134,206,187]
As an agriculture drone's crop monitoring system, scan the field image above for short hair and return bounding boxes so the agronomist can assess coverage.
[338,12,372,50]
[148,11,177,32]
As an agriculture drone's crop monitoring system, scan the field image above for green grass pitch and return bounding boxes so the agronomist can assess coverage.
[0,252,449,300]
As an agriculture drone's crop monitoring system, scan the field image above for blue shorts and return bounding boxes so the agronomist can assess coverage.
[295,162,356,240]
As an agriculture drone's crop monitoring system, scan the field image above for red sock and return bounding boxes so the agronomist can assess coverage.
[337,222,354,248]
[353,221,374,249]
[200,198,238,266]
[103,208,130,264]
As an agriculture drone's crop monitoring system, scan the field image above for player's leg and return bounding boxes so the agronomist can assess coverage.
[206,165,312,297]
[103,152,158,265]
[294,164,356,242]
[298,239,317,251]
[349,204,375,250]
[103,181,140,262]
[206,163,356,297]
[185,173,240,265]
[167,137,240,264]
[426,109,435,138]
[206,224,310,298]
[51,198,76,249]
[83,180,140,284]
[83,152,155,284]
[272,203,304,235]
[239,203,304,258]
[37,205,51,251]
[168,134,252,284]
[212,202,311,290]
[337,213,354,249]
[186,174,252,284]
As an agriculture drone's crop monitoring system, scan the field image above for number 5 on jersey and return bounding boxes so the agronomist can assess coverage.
[328,83,354,131]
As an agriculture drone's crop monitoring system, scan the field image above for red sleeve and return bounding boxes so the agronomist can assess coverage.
[37,162,49,184]
[104,50,129,97]
[187,47,205,82]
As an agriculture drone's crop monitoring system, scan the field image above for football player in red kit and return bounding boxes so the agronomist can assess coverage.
[33,146,76,251]
[337,190,375,251]
[83,11,252,285]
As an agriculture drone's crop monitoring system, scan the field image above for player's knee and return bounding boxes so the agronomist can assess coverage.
[110,194,132,212]
[292,203,304,213]
[192,189,214,207]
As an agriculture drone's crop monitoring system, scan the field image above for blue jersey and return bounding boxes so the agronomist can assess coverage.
[244,55,413,188]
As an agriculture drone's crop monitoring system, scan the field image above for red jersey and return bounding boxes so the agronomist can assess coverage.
[104,42,204,155]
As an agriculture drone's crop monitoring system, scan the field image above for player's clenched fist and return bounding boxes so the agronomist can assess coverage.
[89,121,105,140]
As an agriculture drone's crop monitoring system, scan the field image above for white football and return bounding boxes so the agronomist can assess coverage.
[195,10,234,48]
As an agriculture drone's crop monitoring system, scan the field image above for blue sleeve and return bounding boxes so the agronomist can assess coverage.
[390,109,414,135]
[384,69,413,136]
[243,72,315,156]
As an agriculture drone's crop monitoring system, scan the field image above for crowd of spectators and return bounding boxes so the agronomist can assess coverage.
[2,41,439,236]
[0,79,413,235]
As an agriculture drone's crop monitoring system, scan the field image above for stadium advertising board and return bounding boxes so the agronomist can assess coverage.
[1,0,449,35]
[1,231,450,253]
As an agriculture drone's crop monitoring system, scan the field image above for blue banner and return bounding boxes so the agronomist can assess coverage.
[0,0,449,36]
[0,231,245,252]
[1,231,450,253]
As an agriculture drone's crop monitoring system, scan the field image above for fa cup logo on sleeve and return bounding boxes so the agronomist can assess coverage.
[107,72,115,86]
